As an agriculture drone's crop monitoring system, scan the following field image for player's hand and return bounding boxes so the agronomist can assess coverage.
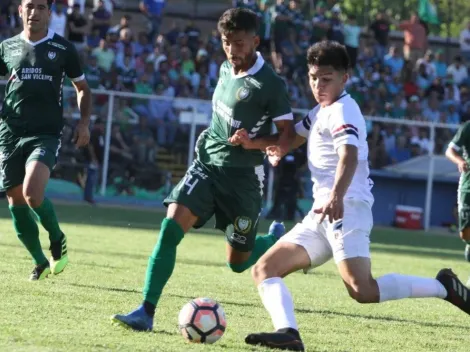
[266,145,282,167]
[314,193,344,223]
[458,160,469,173]
[228,129,254,149]
[73,121,90,148]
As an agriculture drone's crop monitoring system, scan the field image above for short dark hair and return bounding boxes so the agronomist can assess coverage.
[306,41,350,71]
[217,8,259,36]
[22,0,54,8]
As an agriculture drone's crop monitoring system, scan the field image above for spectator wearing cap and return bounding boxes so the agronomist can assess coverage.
[67,3,88,52]
[327,5,344,45]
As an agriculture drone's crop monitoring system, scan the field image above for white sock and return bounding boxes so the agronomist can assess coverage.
[258,277,298,331]
[376,273,448,302]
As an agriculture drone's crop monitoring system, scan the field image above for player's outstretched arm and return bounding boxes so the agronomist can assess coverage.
[72,79,92,147]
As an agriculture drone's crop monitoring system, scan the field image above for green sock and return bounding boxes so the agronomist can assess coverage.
[9,205,48,265]
[143,218,185,306]
[31,198,62,242]
[227,233,277,273]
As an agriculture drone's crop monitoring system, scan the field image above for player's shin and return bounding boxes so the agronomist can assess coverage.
[258,277,298,331]
[376,273,447,302]
[31,198,62,242]
[142,218,184,316]
[9,204,48,265]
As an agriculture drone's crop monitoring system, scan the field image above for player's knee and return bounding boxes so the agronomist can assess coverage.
[460,228,470,242]
[251,260,276,285]
[22,187,44,208]
[6,186,26,206]
[345,280,377,304]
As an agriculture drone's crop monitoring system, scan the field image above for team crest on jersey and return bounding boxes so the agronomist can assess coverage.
[234,216,252,234]
[47,51,57,61]
[236,86,251,101]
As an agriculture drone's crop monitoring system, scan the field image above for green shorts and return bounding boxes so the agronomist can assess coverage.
[0,127,60,191]
[164,159,264,252]
[458,192,470,232]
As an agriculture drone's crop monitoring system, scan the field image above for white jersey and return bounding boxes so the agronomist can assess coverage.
[295,92,374,206]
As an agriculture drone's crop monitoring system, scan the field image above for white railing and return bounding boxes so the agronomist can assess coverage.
[0,82,461,231]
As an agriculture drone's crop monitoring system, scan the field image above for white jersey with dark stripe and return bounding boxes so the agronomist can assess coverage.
[295,93,374,205]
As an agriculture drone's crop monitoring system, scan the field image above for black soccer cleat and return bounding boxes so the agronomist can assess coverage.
[29,262,51,281]
[49,233,68,275]
[436,268,470,314]
[245,328,305,351]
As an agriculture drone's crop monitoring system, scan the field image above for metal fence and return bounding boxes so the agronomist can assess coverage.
[0,82,461,230]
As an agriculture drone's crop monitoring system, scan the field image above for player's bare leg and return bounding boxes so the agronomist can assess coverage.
[24,161,67,275]
[7,184,50,281]
[245,242,311,351]
[337,256,470,314]
[112,203,198,331]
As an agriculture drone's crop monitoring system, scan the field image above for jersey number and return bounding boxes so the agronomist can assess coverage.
[181,175,199,195]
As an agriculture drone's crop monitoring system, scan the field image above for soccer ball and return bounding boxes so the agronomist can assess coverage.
[178,297,227,344]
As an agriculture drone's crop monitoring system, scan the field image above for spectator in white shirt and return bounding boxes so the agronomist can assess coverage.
[415,50,436,79]
[447,55,468,86]
[49,1,67,37]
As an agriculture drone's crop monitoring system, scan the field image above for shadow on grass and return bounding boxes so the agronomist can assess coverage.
[295,307,468,330]
[65,283,469,331]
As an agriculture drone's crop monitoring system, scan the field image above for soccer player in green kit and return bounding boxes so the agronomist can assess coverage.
[446,122,470,267]
[0,0,91,280]
[112,8,295,331]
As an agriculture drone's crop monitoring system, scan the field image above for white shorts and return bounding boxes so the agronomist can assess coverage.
[278,199,373,268]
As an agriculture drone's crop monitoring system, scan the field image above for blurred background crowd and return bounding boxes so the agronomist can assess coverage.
[0,0,469,209]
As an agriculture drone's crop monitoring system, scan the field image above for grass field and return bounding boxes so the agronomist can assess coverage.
[0,201,469,352]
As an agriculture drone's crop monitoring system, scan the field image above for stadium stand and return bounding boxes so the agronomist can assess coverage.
[1,0,469,203]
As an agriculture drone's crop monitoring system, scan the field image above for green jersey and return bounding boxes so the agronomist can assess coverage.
[450,121,470,192]
[0,30,84,137]
[196,53,293,167]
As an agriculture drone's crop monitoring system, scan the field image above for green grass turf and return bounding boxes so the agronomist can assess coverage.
[0,201,469,352]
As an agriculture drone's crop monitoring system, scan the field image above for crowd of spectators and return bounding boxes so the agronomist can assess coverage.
[1,0,470,196]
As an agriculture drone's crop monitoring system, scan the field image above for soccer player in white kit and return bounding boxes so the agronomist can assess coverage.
[242,41,470,351]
